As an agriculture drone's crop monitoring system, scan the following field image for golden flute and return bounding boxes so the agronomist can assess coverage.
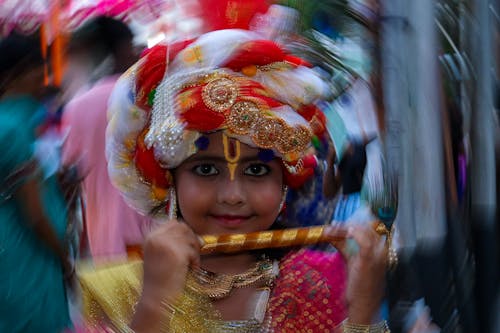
[199,222,389,255]
[126,223,389,258]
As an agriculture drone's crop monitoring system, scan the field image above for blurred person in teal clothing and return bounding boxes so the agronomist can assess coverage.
[0,33,71,332]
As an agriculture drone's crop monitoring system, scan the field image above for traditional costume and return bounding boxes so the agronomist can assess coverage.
[78,29,359,333]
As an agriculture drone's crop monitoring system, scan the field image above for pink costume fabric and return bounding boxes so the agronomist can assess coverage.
[62,75,150,258]
[268,249,347,332]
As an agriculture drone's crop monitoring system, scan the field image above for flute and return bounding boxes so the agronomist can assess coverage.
[125,222,389,258]
[199,221,389,255]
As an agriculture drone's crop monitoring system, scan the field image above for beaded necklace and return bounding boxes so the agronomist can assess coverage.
[167,260,279,333]
[188,258,277,300]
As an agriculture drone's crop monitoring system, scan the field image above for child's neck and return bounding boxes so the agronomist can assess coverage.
[200,252,261,275]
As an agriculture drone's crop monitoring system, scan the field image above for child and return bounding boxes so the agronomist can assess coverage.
[79,29,389,333]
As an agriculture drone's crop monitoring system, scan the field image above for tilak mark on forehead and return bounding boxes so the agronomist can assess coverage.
[222,133,241,181]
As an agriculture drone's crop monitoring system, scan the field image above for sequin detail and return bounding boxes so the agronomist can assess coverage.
[268,249,348,332]
[202,77,239,112]
[78,250,347,333]
[227,100,260,135]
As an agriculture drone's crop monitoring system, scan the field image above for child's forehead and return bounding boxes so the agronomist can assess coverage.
[197,132,258,156]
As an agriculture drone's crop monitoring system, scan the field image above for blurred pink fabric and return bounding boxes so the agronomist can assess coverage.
[62,75,150,258]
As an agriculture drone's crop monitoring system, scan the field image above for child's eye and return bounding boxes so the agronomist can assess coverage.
[244,164,270,176]
[193,164,219,176]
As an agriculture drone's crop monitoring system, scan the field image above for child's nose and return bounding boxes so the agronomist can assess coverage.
[216,177,245,206]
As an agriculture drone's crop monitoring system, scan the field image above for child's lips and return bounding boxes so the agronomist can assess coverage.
[211,215,251,228]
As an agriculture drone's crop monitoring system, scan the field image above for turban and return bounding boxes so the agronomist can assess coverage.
[106,29,329,217]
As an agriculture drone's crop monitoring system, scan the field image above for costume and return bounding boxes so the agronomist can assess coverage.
[62,76,150,258]
[0,95,71,333]
[79,249,347,332]
[77,29,356,332]
[105,29,327,217]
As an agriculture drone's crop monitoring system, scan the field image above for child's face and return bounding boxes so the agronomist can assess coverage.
[174,131,284,235]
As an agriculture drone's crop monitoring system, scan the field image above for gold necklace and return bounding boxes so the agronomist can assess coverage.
[188,259,277,300]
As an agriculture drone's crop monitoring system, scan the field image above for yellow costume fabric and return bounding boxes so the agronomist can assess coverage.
[78,260,143,332]
[78,260,260,332]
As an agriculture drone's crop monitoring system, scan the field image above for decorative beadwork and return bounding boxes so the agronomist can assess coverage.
[282,158,304,174]
[202,77,239,112]
[388,246,398,270]
[167,186,177,220]
[341,319,391,333]
[227,100,260,135]
[78,249,348,332]
[146,69,315,170]
[278,186,288,213]
[257,61,295,72]
[276,125,311,155]
[147,68,214,167]
[168,262,279,333]
[252,117,287,149]
[188,258,277,300]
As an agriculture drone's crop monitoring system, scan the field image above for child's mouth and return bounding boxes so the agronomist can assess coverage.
[211,215,250,228]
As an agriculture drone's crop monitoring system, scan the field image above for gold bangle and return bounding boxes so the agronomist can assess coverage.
[160,299,187,332]
[341,319,390,333]
[126,300,180,333]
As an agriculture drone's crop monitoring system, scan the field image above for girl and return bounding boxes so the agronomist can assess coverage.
[79,29,389,333]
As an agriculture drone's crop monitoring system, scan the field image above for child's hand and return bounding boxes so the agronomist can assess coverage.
[142,220,201,302]
[330,224,387,324]
[131,220,200,332]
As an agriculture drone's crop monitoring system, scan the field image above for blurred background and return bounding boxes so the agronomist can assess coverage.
[0,1,498,332]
